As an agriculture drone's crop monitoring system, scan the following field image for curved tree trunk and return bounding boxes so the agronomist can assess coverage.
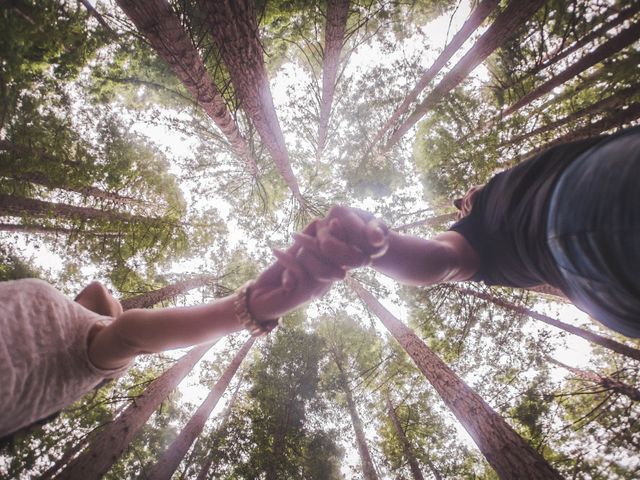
[382,0,545,154]
[501,20,640,118]
[145,336,255,480]
[548,357,640,402]
[459,288,640,362]
[199,0,304,203]
[317,0,350,158]
[114,0,257,175]
[370,0,498,151]
[349,278,564,480]
[120,274,225,310]
[56,342,216,480]
[386,397,425,480]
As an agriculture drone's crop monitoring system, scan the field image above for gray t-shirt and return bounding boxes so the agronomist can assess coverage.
[0,279,131,437]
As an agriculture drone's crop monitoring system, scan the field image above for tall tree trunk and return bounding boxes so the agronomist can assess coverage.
[521,3,640,85]
[120,274,225,310]
[348,278,564,480]
[459,288,640,362]
[548,357,640,402]
[333,358,379,480]
[382,0,545,154]
[502,85,639,147]
[0,222,119,237]
[145,337,255,480]
[199,0,304,203]
[317,0,350,158]
[513,101,640,164]
[0,170,147,207]
[501,20,640,118]
[0,193,165,226]
[386,397,425,480]
[394,212,457,233]
[194,376,244,480]
[370,0,499,151]
[37,436,89,480]
[56,342,216,480]
[114,0,257,175]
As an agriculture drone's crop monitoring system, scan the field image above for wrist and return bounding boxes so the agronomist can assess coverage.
[235,281,280,336]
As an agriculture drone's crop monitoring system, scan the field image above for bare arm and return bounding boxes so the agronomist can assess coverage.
[372,230,480,285]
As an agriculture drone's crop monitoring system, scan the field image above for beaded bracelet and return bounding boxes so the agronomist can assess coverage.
[234,280,280,336]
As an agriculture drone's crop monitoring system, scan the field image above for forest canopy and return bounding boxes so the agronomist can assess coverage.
[1,0,639,479]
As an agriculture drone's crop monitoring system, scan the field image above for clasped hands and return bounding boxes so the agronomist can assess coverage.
[248,206,389,325]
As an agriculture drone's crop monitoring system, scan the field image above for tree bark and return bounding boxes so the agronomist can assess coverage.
[348,278,564,480]
[56,342,216,480]
[459,288,640,362]
[114,0,257,175]
[317,0,350,158]
[383,0,545,153]
[371,0,498,151]
[333,357,379,480]
[145,337,255,480]
[120,274,224,310]
[501,20,640,118]
[199,0,304,203]
[386,397,425,480]
[394,212,457,233]
[0,193,167,226]
[549,357,640,402]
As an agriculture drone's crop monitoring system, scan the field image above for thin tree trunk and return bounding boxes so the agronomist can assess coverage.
[317,0,350,158]
[194,376,244,480]
[37,436,89,480]
[522,3,640,84]
[459,288,640,362]
[370,0,499,151]
[0,170,148,207]
[78,0,116,36]
[501,20,640,119]
[115,0,257,175]
[502,85,639,147]
[56,342,216,480]
[348,278,564,480]
[394,212,457,232]
[0,222,119,237]
[513,101,640,164]
[0,193,166,226]
[548,357,640,402]
[120,274,224,310]
[383,0,545,153]
[386,397,425,480]
[333,359,379,480]
[526,284,569,303]
[145,337,255,480]
[199,0,304,203]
